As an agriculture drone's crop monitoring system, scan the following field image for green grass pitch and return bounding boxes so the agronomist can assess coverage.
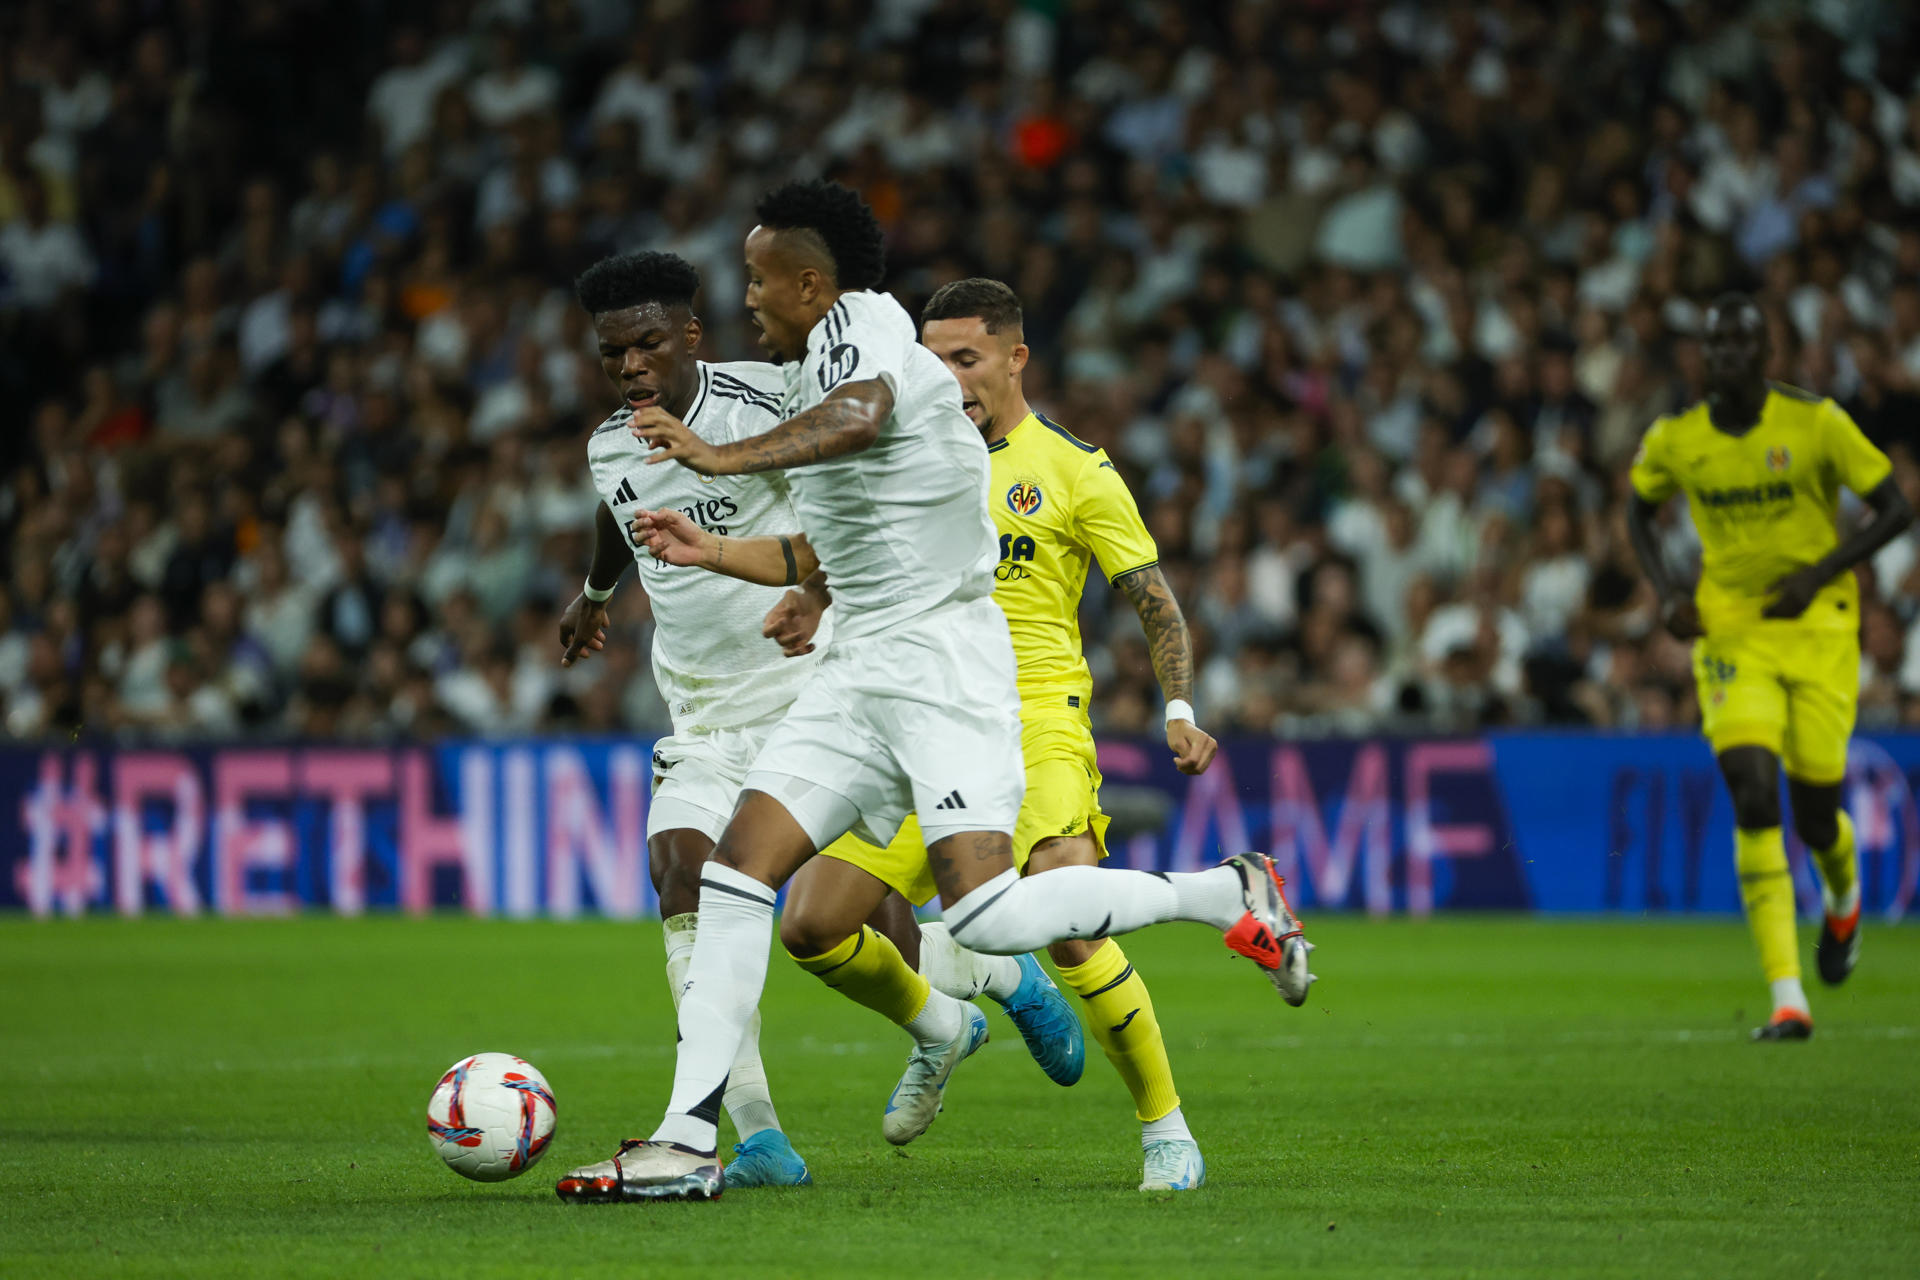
[3,915,1916,1279]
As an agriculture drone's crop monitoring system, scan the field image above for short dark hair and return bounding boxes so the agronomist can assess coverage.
[753,180,886,290]
[922,278,1024,336]
[574,251,700,315]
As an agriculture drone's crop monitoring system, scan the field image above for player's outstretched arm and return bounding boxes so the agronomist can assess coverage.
[644,379,893,476]
[1626,494,1702,639]
[1762,476,1914,619]
[630,507,819,587]
[559,501,628,667]
[1113,564,1217,775]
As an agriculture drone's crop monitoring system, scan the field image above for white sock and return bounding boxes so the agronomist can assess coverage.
[1172,865,1248,930]
[902,985,968,1047]
[1825,879,1861,920]
[1142,1106,1194,1150]
[919,921,1024,1003]
[721,1011,781,1140]
[662,912,698,1001]
[664,913,782,1140]
[652,865,777,1153]
[1770,976,1809,1016]
[943,865,1244,955]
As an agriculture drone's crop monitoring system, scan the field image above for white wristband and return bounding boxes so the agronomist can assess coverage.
[582,580,615,603]
[1164,699,1195,726]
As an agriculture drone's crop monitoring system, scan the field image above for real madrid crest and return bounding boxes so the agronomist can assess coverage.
[1765,446,1791,472]
[1006,479,1043,516]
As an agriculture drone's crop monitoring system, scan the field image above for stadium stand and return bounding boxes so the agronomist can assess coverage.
[3,0,1919,743]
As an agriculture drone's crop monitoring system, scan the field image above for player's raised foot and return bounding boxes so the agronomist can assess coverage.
[1816,907,1861,986]
[1751,1009,1813,1042]
[1139,1139,1206,1192]
[1220,852,1315,1006]
[997,954,1085,1086]
[554,1139,723,1202]
[723,1129,812,1188]
[882,1004,989,1146]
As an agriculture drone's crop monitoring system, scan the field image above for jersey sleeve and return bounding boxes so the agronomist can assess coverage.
[1072,451,1160,581]
[1820,400,1893,495]
[1628,418,1679,503]
[804,296,913,400]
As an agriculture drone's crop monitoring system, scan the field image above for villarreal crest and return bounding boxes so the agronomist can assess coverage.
[1006,480,1043,515]
[1765,446,1791,472]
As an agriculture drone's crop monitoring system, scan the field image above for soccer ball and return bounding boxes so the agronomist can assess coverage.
[426,1052,557,1182]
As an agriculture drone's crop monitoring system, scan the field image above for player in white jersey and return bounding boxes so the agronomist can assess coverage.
[552,251,939,1190]
[559,183,1313,1203]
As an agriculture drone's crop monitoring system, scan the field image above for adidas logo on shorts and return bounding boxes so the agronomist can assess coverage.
[933,790,967,811]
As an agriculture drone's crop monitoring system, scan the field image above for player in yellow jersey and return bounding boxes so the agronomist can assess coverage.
[757,277,1307,1191]
[1627,294,1911,1041]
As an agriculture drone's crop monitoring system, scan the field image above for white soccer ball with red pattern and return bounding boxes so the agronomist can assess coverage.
[426,1052,557,1182]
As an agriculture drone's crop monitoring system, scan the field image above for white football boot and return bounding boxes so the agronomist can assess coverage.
[554,1139,723,1202]
[882,1004,989,1145]
[1140,1139,1206,1191]
[1220,852,1316,1006]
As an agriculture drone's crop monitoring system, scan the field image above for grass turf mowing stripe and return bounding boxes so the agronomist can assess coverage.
[2,916,1917,1279]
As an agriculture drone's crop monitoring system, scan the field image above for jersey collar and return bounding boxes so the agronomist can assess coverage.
[988,411,1038,453]
[682,362,713,427]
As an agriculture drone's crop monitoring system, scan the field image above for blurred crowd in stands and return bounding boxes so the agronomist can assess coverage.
[5,0,1920,744]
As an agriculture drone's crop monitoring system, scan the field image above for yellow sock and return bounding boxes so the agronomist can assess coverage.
[1735,827,1800,983]
[788,925,931,1028]
[1809,811,1858,916]
[1056,940,1181,1123]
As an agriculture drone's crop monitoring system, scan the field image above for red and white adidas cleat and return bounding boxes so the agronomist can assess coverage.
[555,1139,723,1202]
[1220,852,1315,1006]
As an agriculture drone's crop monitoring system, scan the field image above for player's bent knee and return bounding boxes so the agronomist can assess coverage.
[1724,774,1780,830]
[1794,813,1839,853]
[777,911,854,960]
[1047,936,1100,968]
[1718,747,1781,830]
[1729,788,1780,831]
[648,831,713,918]
[1025,834,1102,876]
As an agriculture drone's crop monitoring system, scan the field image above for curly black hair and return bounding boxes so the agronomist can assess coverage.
[574,251,700,315]
[753,180,886,290]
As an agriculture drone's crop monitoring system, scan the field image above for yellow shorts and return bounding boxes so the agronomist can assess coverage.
[1692,624,1859,785]
[817,826,940,908]
[1011,714,1111,866]
[816,715,1110,904]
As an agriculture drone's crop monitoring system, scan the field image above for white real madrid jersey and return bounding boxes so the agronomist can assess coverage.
[778,289,999,640]
[586,360,829,734]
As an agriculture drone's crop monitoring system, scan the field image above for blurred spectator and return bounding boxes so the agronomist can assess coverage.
[0,174,94,311]
[5,0,1920,745]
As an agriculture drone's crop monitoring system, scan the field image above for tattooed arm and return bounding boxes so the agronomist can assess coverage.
[628,508,819,587]
[1112,564,1217,775]
[634,379,892,476]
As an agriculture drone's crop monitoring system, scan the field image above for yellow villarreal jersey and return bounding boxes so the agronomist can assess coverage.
[989,411,1158,715]
[1629,384,1891,633]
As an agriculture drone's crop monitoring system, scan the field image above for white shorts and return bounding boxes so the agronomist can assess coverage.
[646,722,775,844]
[745,596,1025,851]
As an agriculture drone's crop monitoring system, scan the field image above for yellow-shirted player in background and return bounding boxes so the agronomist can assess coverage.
[761,278,1290,1192]
[1627,294,1912,1041]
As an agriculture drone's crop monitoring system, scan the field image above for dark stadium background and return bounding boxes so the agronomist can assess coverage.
[1,0,1917,919]
[6,7,1920,1279]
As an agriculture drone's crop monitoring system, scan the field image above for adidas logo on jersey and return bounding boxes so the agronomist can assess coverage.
[933,790,967,811]
[612,476,639,505]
